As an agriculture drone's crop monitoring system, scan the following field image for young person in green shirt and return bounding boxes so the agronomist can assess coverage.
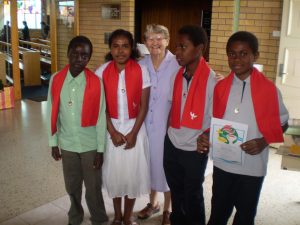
[47,36,108,225]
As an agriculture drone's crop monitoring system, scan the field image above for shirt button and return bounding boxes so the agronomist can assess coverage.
[153,86,157,89]
[72,88,75,92]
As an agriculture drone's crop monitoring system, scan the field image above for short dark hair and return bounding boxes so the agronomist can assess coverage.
[67,35,93,58]
[226,31,259,54]
[105,29,140,61]
[178,25,208,49]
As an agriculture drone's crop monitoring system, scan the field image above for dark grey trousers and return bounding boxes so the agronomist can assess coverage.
[207,166,264,225]
[61,150,108,225]
[163,134,208,225]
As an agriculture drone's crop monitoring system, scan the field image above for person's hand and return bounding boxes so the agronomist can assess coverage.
[196,133,210,154]
[93,152,104,169]
[110,130,126,147]
[51,146,61,160]
[215,73,224,81]
[240,137,268,155]
[124,132,137,150]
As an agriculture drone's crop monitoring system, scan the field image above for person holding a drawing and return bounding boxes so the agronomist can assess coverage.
[197,31,289,225]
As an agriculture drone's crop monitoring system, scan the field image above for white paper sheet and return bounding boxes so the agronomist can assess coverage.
[210,117,248,165]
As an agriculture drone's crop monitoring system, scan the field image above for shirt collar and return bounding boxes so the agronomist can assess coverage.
[65,69,85,85]
[146,49,174,71]
[233,73,250,84]
[183,67,193,86]
[164,50,174,63]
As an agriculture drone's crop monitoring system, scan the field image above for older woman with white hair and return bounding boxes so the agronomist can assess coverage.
[138,24,180,225]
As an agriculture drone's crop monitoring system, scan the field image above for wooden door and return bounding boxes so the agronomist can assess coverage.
[139,0,212,56]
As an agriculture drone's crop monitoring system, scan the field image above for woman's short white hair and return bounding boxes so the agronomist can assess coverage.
[144,24,170,40]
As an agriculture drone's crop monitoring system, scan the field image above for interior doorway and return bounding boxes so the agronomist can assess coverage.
[276,0,300,119]
[135,0,213,60]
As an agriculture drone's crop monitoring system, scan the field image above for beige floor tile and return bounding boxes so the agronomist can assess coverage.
[0,101,65,222]
[18,203,63,225]
[0,217,27,225]
[33,210,68,225]
[51,195,70,211]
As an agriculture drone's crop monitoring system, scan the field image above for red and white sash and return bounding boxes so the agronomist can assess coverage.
[102,59,142,119]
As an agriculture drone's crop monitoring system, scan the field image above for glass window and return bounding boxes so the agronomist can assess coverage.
[58,1,74,28]
[4,1,11,25]
[17,0,42,29]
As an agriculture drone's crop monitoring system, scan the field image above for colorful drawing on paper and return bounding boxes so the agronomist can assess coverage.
[217,125,243,145]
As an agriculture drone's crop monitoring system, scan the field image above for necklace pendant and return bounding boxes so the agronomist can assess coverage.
[68,100,73,106]
[234,107,239,114]
[121,88,126,93]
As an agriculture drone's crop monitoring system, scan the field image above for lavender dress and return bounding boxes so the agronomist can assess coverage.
[139,50,180,192]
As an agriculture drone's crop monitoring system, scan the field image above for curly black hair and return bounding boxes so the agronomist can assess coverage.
[226,31,259,54]
[178,25,208,50]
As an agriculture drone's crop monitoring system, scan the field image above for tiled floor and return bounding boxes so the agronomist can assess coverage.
[0,100,166,225]
[0,100,213,225]
[0,172,215,225]
[1,100,300,225]
[0,189,152,225]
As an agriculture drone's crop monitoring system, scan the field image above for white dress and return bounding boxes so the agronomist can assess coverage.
[95,62,151,199]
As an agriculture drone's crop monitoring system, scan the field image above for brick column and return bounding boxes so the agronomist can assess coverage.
[210,0,283,81]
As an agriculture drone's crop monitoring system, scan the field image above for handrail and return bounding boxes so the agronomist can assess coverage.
[0,40,11,47]
[0,41,40,52]
[0,41,51,65]
[31,38,51,45]
[19,40,51,50]
[18,46,29,52]
[1,40,50,50]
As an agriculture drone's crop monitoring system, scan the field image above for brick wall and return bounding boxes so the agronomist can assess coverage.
[209,0,235,75]
[55,0,134,71]
[79,0,135,71]
[56,18,74,70]
[209,0,283,81]
[58,0,283,79]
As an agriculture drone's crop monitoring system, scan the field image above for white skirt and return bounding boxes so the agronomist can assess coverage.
[102,118,151,199]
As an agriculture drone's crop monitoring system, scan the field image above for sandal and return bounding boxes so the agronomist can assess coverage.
[123,221,138,225]
[111,219,122,225]
[123,217,138,225]
[137,203,160,219]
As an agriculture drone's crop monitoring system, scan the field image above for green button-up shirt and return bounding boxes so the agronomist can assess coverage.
[47,70,106,153]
